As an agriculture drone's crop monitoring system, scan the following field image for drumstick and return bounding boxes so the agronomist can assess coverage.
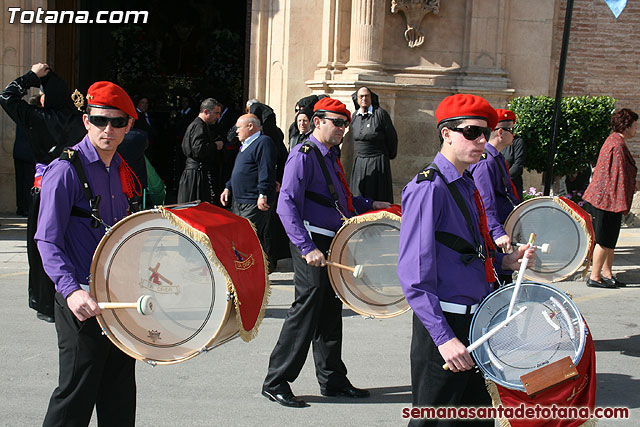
[506,233,536,318]
[442,305,527,370]
[98,295,155,316]
[326,261,364,279]
[515,242,550,253]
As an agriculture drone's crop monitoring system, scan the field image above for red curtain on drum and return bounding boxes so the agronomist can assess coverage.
[489,325,597,427]
[166,202,269,341]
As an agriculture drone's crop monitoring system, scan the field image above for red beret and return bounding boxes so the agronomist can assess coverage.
[435,94,498,130]
[313,97,351,123]
[495,108,517,124]
[86,81,137,120]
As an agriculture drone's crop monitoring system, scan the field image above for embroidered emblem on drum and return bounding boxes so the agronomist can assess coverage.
[232,242,254,270]
[147,330,161,342]
[139,262,181,294]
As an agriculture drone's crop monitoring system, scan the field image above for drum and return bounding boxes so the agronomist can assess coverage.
[90,203,269,365]
[327,205,408,318]
[504,196,594,282]
[469,281,587,392]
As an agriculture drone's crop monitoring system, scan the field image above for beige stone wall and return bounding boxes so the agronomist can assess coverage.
[0,1,48,213]
[249,0,558,200]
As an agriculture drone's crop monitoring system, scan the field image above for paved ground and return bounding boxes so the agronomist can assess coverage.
[1,215,638,426]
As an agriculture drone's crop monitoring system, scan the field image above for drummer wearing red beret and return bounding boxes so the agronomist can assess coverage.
[35,81,138,426]
[398,94,534,425]
[470,108,521,284]
[262,97,391,407]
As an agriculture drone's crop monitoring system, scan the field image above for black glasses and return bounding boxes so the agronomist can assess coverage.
[88,115,129,128]
[324,117,349,128]
[496,127,515,134]
[448,125,491,141]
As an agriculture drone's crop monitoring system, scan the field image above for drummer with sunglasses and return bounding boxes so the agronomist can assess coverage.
[263,97,391,408]
[398,94,534,426]
[35,81,138,426]
[469,109,521,285]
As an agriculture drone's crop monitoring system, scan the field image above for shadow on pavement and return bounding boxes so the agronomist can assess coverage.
[594,334,640,357]
[595,373,640,409]
[264,307,359,319]
[300,385,412,405]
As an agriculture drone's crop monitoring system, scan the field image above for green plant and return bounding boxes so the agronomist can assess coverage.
[508,96,616,177]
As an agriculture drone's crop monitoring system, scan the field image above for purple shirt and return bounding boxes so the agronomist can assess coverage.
[35,135,129,298]
[398,153,503,346]
[469,143,518,240]
[277,134,373,255]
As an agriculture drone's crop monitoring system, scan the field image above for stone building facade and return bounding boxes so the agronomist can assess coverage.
[1,0,638,211]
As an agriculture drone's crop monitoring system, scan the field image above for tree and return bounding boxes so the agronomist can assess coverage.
[508,95,615,177]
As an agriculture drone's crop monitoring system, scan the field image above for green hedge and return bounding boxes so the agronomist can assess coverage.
[508,96,616,177]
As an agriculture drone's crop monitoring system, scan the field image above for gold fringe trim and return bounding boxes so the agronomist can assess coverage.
[158,207,270,342]
[485,379,598,427]
[342,210,401,226]
[554,197,594,278]
[486,380,513,427]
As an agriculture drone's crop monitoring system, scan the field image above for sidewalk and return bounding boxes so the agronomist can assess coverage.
[0,215,638,426]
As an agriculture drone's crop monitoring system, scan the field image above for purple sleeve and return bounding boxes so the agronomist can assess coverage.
[471,161,506,240]
[353,196,373,214]
[35,161,83,298]
[276,153,316,255]
[398,181,456,346]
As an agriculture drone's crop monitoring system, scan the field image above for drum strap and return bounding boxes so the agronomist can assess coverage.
[59,148,103,228]
[300,141,353,219]
[422,164,496,280]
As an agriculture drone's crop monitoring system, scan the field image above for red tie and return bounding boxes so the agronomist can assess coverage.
[473,189,497,282]
[503,159,520,203]
[335,156,354,213]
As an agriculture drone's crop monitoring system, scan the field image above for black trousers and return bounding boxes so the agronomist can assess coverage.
[263,235,349,393]
[27,189,56,317]
[43,293,136,427]
[409,313,493,427]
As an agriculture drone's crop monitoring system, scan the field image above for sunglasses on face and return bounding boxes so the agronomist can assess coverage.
[88,115,129,128]
[324,117,349,128]
[448,125,491,141]
[496,127,515,135]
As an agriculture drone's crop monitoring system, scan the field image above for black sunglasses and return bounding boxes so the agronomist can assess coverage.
[448,125,491,141]
[496,127,515,135]
[88,115,129,128]
[324,117,349,128]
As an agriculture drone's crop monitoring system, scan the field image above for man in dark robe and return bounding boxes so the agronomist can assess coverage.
[349,87,398,203]
[177,98,223,204]
[1,62,86,322]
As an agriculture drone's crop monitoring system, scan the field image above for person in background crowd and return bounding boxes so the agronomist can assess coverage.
[0,62,86,323]
[221,114,277,257]
[349,86,398,203]
[583,108,638,289]
[177,98,223,204]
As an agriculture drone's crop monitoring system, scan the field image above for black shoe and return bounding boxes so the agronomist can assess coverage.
[320,384,370,398]
[602,276,626,287]
[261,388,308,408]
[586,278,617,289]
[36,312,55,323]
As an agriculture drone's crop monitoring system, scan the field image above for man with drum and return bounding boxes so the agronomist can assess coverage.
[35,81,138,426]
[398,94,533,425]
[470,108,521,284]
[262,97,390,408]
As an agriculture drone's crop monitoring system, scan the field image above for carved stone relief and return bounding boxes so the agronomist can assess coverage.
[390,0,440,48]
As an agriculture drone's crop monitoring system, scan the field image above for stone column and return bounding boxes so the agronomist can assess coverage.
[344,0,386,78]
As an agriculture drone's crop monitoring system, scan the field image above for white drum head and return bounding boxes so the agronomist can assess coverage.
[504,197,593,282]
[469,282,586,391]
[91,210,236,365]
[327,210,408,318]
